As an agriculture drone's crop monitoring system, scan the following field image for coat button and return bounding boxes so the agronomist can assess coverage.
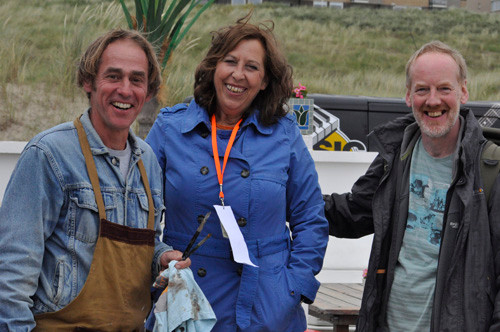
[201,131,209,138]
[197,268,207,277]
[111,157,118,166]
[200,166,209,175]
[237,267,243,276]
[237,217,247,227]
[240,169,250,178]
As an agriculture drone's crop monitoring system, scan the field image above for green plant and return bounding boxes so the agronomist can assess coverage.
[59,3,123,99]
[119,0,214,72]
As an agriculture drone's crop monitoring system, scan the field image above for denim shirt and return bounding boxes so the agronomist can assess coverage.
[0,110,170,331]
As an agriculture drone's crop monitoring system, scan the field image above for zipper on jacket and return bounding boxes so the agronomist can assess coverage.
[430,164,464,331]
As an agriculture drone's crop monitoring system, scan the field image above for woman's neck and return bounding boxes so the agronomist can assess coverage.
[216,111,244,127]
[216,123,235,130]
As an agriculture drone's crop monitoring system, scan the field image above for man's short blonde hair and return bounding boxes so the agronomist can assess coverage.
[405,40,467,88]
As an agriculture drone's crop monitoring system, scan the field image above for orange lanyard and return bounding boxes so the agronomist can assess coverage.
[211,114,242,206]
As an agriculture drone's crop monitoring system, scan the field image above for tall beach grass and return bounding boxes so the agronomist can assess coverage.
[1,0,500,140]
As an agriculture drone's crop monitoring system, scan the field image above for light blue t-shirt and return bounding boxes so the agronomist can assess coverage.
[386,137,453,331]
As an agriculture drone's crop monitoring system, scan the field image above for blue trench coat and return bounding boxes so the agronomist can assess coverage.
[146,101,329,332]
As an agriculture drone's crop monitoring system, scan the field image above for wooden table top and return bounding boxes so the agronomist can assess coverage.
[309,282,364,326]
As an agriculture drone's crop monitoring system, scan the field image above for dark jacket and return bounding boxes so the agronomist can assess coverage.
[324,109,500,331]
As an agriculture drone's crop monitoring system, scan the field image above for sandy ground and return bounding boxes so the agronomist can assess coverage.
[0,84,88,141]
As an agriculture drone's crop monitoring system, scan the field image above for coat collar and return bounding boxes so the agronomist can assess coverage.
[368,109,484,167]
[368,112,415,161]
[180,100,273,136]
[80,108,143,157]
[457,108,486,174]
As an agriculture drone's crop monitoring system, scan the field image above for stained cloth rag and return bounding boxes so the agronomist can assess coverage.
[145,260,216,332]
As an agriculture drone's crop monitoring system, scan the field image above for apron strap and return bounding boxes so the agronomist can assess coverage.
[74,117,155,230]
[74,117,106,221]
[137,159,155,230]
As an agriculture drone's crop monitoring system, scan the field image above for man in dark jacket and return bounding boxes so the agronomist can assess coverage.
[324,40,500,331]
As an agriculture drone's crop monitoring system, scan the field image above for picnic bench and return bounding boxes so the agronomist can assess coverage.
[308,283,364,332]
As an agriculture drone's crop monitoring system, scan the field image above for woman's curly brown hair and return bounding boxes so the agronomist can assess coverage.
[193,13,293,126]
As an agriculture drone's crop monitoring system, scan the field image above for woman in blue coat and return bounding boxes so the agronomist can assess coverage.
[146,15,329,332]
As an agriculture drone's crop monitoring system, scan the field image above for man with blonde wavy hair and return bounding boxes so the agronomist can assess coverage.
[0,29,190,331]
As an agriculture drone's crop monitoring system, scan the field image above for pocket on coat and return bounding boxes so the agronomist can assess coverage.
[69,189,116,243]
[129,191,163,228]
[137,191,164,217]
[51,259,64,303]
[35,257,72,312]
[253,265,301,331]
[251,178,286,230]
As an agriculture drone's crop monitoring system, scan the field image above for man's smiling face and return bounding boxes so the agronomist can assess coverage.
[84,38,151,148]
[406,51,468,139]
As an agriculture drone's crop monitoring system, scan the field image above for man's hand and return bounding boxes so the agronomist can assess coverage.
[160,250,191,270]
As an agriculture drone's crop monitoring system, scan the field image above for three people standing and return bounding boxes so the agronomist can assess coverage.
[2,10,497,332]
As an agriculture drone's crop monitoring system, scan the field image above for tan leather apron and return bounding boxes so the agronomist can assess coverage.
[34,117,156,331]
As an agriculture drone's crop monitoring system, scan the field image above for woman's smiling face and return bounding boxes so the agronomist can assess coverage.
[213,39,268,126]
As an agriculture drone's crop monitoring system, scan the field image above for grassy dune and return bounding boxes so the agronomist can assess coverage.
[1,0,500,140]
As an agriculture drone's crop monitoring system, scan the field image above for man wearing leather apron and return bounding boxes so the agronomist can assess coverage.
[0,29,191,331]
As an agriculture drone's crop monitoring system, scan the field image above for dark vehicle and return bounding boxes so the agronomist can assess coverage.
[310,93,500,152]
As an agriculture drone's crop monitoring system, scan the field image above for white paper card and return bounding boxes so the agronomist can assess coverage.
[214,205,258,267]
